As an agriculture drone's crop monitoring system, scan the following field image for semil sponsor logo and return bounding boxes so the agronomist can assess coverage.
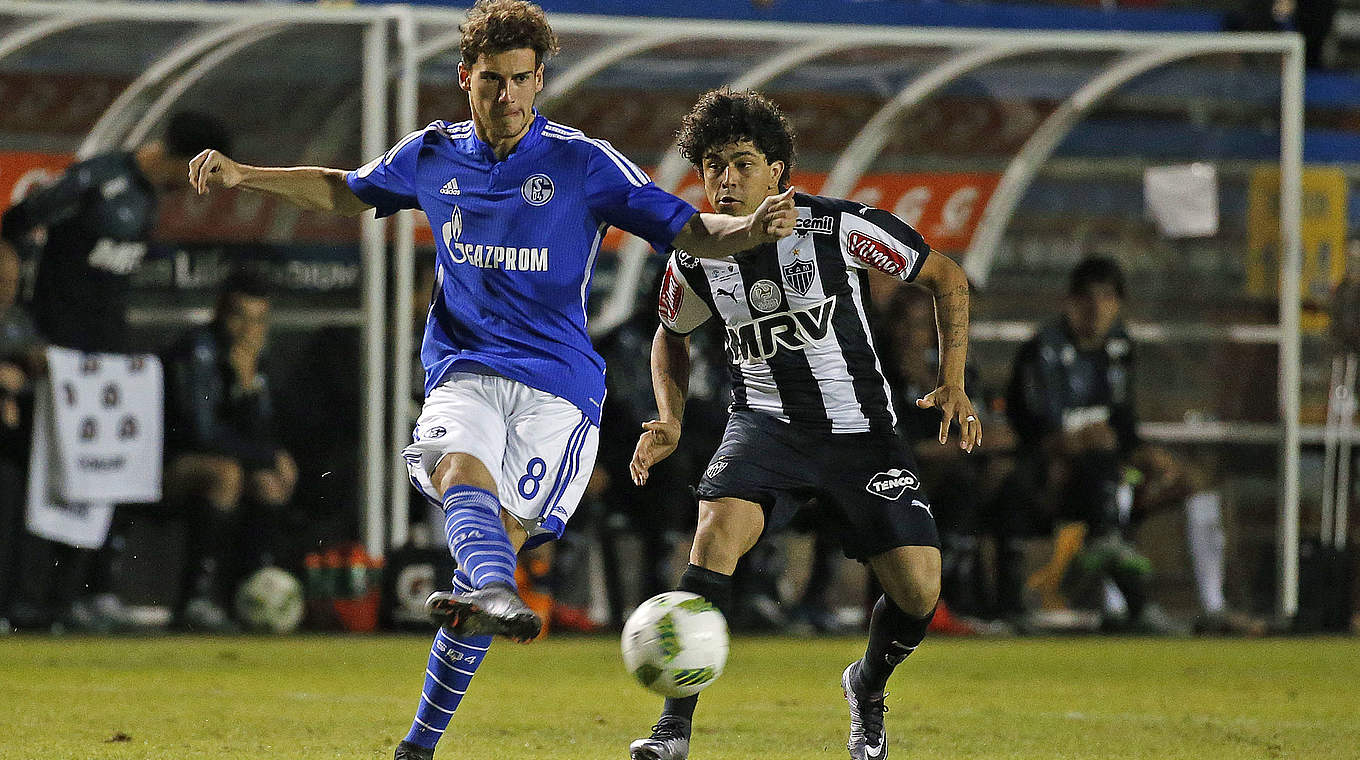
[793,215,834,235]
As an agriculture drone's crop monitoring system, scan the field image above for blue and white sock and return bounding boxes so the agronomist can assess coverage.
[442,485,517,590]
[404,570,493,749]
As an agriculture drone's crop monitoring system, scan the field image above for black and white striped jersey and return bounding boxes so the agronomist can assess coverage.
[658,192,931,434]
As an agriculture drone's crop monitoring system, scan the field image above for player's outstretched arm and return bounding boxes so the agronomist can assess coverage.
[630,326,691,486]
[188,150,372,217]
[673,187,797,259]
[913,253,981,452]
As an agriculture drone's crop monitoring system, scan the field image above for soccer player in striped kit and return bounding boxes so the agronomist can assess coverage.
[628,89,982,760]
[187,3,796,758]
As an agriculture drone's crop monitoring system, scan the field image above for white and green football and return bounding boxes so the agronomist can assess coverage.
[621,591,729,698]
[234,566,305,634]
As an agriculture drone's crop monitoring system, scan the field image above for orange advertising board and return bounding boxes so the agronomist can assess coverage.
[2,151,998,254]
[0,152,72,208]
[603,170,999,254]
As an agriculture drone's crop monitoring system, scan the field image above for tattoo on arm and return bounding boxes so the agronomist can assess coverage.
[937,285,970,351]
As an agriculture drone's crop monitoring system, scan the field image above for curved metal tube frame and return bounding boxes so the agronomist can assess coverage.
[79,19,279,158]
[123,24,289,150]
[820,42,1042,198]
[963,47,1196,286]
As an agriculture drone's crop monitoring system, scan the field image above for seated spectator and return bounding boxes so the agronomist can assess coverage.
[0,241,45,628]
[163,271,297,631]
[1006,257,1244,633]
[0,241,41,450]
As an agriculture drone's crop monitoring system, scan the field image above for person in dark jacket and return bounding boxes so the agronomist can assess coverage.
[163,271,296,630]
[0,242,46,629]
[0,111,231,353]
[1005,257,1241,633]
[0,111,231,631]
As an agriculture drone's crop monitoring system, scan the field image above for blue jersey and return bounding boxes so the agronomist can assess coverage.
[347,113,696,424]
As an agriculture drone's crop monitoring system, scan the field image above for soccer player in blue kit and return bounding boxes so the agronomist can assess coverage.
[189,1,794,757]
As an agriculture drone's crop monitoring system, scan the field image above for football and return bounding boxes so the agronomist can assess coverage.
[620,591,729,698]
[234,566,305,634]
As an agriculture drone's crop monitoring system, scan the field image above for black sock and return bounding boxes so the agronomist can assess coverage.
[660,564,733,726]
[181,504,237,609]
[857,595,935,693]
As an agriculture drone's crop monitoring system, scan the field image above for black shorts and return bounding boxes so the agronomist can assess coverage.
[695,410,939,560]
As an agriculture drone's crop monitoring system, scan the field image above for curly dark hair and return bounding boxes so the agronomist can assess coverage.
[460,0,559,66]
[676,88,795,191]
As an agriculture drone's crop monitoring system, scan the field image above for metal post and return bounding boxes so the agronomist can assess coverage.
[360,18,390,558]
[388,7,419,550]
[1277,34,1305,620]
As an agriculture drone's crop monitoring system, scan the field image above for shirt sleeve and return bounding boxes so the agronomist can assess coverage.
[1006,339,1060,445]
[344,127,427,219]
[838,204,930,283]
[1111,343,1140,455]
[583,140,697,253]
[1,163,92,244]
[658,253,712,335]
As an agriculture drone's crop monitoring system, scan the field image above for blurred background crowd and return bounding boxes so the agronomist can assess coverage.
[0,0,1358,639]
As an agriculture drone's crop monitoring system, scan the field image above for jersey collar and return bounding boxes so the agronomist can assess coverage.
[462,109,546,163]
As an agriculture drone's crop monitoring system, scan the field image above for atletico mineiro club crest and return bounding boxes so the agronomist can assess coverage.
[782,257,814,296]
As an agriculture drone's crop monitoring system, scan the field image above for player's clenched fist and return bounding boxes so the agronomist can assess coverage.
[188,149,243,195]
[752,187,797,242]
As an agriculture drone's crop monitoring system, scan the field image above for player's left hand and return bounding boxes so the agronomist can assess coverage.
[750,187,797,243]
[916,384,981,453]
[630,418,681,486]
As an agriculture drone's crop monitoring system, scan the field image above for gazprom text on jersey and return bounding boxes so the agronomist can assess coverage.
[448,242,549,272]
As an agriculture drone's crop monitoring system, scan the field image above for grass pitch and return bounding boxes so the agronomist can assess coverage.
[2,634,1357,760]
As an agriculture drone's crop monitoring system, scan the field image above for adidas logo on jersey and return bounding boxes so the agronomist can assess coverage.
[440,177,460,195]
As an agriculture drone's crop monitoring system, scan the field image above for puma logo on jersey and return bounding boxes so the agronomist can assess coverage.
[714,285,740,302]
[724,295,836,364]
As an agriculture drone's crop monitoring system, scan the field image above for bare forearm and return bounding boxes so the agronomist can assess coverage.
[235,165,370,216]
[651,328,691,424]
[929,267,971,388]
[671,212,758,259]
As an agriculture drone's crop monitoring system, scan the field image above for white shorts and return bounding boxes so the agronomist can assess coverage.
[404,372,599,547]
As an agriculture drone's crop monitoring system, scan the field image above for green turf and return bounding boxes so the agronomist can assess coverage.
[2,634,1357,759]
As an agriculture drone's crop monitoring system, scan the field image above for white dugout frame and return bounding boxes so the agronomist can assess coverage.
[0,2,1306,618]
